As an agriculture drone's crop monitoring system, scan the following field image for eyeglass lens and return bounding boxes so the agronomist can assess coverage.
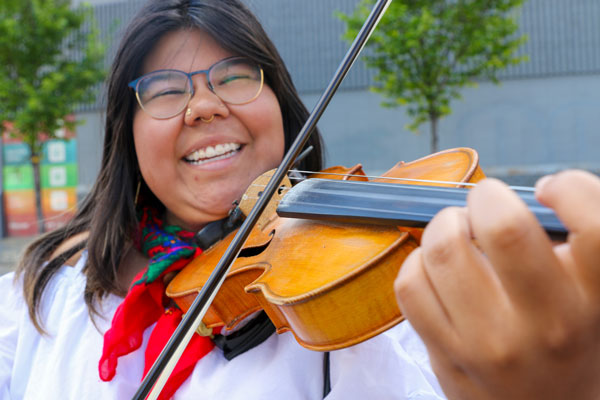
[135,57,263,119]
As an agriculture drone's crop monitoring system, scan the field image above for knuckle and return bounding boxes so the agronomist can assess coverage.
[466,341,520,374]
[457,327,522,372]
[541,316,584,357]
[393,270,408,297]
[482,209,533,251]
[394,252,422,301]
[480,336,520,370]
[543,331,574,357]
[424,236,459,267]
[422,208,468,267]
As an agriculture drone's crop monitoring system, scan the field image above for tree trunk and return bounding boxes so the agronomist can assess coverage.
[429,114,439,153]
[31,153,45,234]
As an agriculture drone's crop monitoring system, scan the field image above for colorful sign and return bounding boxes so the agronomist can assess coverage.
[39,139,78,233]
[2,124,78,236]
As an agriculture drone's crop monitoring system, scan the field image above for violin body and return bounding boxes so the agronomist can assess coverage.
[166,148,485,351]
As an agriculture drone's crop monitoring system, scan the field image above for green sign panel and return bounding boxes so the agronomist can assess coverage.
[40,164,78,189]
[3,165,34,190]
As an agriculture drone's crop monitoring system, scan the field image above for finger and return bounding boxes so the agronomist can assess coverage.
[395,248,456,353]
[418,206,509,332]
[536,170,600,295]
[535,170,600,235]
[467,179,570,315]
[425,348,481,400]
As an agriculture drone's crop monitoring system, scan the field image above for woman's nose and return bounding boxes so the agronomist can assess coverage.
[184,76,229,124]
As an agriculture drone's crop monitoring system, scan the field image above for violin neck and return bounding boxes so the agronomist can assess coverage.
[276,178,567,241]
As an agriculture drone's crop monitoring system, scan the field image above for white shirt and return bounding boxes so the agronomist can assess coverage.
[0,253,445,399]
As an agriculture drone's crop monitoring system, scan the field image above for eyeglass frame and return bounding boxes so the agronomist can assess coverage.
[127,56,265,119]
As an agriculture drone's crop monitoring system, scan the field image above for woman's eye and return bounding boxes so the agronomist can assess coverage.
[218,74,251,85]
[150,88,186,99]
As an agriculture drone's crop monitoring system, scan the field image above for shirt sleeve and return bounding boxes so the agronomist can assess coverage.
[0,272,23,398]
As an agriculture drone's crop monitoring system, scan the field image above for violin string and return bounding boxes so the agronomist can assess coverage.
[252,170,536,192]
[293,170,536,192]
[248,183,292,191]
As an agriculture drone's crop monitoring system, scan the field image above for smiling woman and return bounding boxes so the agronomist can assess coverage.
[2,0,600,399]
[0,1,441,399]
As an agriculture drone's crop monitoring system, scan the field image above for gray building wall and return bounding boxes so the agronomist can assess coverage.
[307,74,600,183]
[73,0,600,194]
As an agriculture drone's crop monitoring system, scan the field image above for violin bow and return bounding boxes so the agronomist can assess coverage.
[133,0,392,398]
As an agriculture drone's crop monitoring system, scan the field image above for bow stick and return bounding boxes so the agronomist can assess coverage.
[133,0,392,398]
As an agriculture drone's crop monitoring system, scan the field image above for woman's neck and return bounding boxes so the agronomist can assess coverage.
[117,245,149,293]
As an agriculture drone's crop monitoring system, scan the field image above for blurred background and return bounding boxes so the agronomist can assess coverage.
[75,0,600,186]
[1,0,599,270]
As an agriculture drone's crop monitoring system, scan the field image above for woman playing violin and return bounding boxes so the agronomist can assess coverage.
[1,0,599,399]
[0,1,441,398]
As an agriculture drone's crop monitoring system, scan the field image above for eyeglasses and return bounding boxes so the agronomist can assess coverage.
[128,56,264,119]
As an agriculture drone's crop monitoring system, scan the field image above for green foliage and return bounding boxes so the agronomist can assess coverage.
[0,0,105,156]
[339,0,527,151]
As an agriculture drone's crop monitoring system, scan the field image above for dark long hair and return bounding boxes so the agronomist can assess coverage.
[16,0,324,332]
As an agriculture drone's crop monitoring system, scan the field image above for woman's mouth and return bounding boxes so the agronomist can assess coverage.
[184,143,242,165]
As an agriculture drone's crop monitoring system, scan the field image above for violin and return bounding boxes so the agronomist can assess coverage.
[167,148,484,350]
[166,147,566,351]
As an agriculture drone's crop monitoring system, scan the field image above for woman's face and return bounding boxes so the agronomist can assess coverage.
[133,29,285,231]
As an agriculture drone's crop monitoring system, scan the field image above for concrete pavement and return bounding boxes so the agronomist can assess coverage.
[0,236,37,276]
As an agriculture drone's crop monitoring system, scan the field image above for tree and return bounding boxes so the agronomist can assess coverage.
[339,0,527,152]
[0,0,105,232]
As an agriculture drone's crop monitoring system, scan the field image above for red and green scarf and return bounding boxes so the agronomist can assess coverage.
[99,207,214,399]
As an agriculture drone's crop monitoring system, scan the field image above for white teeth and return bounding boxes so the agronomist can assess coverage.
[185,143,241,163]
